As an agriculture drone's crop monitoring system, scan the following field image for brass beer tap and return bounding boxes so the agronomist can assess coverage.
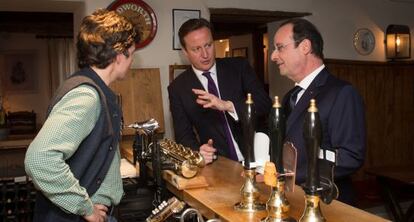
[262,162,296,222]
[235,93,266,212]
[262,96,295,222]
[299,99,325,222]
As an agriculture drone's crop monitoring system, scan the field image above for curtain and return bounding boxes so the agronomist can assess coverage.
[47,38,76,97]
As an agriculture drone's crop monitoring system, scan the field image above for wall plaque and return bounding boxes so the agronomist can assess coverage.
[108,0,158,49]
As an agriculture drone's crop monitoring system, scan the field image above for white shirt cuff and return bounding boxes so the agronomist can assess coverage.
[227,103,239,121]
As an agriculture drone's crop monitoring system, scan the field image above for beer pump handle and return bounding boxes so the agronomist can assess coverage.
[269,96,286,175]
[303,99,321,194]
[241,93,256,169]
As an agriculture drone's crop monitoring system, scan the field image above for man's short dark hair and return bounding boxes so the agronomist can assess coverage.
[77,9,138,69]
[280,18,324,59]
[178,18,212,50]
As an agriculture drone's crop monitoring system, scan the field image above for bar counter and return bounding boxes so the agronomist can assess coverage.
[166,156,389,222]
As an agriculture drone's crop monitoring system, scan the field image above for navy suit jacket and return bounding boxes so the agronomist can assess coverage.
[282,68,366,203]
[168,58,271,158]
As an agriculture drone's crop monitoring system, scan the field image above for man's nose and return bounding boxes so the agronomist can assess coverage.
[271,50,279,62]
[200,48,208,58]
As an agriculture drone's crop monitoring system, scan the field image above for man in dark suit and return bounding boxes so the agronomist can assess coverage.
[168,18,271,164]
[271,18,366,205]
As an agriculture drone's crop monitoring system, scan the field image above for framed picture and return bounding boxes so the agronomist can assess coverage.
[1,51,38,94]
[172,9,200,50]
[169,64,190,82]
[232,47,248,58]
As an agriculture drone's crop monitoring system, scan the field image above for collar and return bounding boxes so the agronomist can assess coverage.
[192,63,217,78]
[296,64,325,90]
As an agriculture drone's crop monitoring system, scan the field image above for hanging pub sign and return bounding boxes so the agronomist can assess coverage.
[107,0,158,49]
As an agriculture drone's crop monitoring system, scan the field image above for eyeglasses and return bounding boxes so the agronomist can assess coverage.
[273,41,299,53]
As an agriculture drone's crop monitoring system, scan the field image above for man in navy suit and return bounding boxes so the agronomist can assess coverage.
[168,18,271,164]
[271,18,366,205]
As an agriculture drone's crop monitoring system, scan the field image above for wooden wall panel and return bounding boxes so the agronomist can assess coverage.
[325,60,414,169]
[110,68,164,135]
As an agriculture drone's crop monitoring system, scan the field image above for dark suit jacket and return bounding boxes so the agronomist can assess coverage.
[282,68,366,204]
[168,58,271,158]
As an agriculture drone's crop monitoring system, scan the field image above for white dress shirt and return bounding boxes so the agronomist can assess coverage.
[294,64,325,103]
[192,64,244,161]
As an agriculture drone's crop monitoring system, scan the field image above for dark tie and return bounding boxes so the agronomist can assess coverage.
[289,85,303,111]
[202,72,238,161]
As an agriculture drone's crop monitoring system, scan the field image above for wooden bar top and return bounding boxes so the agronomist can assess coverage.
[166,156,389,222]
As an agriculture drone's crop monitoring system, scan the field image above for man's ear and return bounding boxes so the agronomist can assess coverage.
[182,47,189,57]
[300,39,312,55]
[115,53,122,64]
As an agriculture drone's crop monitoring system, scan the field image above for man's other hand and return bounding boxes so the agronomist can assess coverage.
[199,139,217,164]
[83,204,108,222]
[192,89,234,113]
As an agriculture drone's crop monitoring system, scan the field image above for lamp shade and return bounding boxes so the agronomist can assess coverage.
[386,25,411,59]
